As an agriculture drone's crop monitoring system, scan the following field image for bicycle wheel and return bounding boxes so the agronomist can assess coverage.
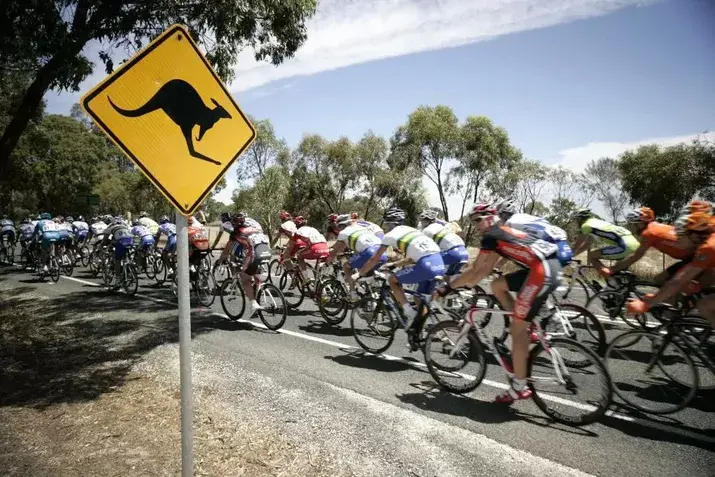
[102,260,114,286]
[528,337,612,426]
[122,263,138,296]
[257,283,287,330]
[0,247,6,265]
[267,258,284,285]
[144,254,156,279]
[153,258,167,285]
[552,304,607,357]
[195,269,216,307]
[317,277,349,325]
[605,330,697,414]
[554,276,591,305]
[211,262,230,286]
[220,278,246,320]
[80,246,91,267]
[350,297,396,354]
[279,269,304,308]
[89,251,101,277]
[8,244,15,265]
[424,320,487,393]
[61,252,74,276]
[49,256,61,283]
[676,317,715,391]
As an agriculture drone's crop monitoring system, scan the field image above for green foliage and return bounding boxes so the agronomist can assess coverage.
[233,166,291,242]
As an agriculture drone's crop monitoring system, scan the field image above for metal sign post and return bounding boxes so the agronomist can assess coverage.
[175,212,194,476]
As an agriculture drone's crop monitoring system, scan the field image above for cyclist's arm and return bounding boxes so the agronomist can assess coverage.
[356,245,389,277]
[644,264,703,308]
[572,235,590,257]
[210,229,224,250]
[217,238,235,262]
[448,251,500,289]
[326,241,346,264]
[610,242,650,274]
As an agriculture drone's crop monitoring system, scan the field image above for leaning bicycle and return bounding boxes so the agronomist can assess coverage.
[220,271,287,330]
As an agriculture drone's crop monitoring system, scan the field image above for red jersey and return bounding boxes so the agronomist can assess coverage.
[479,224,558,267]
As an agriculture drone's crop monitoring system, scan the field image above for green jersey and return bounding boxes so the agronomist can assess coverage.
[580,218,635,246]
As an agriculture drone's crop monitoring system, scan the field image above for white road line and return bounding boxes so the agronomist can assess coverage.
[59,275,715,445]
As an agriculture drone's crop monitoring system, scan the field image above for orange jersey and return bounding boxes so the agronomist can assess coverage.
[691,233,715,269]
[640,222,693,260]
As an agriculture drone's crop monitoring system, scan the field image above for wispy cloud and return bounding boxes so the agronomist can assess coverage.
[230,0,655,92]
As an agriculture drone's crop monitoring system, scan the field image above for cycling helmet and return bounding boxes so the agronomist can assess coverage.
[187,216,195,225]
[679,200,712,216]
[674,212,713,236]
[494,198,518,216]
[230,212,246,226]
[625,207,655,224]
[383,207,406,224]
[469,203,497,221]
[112,216,124,225]
[220,212,230,223]
[350,212,359,220]
[40,213,51,220]
[418,209,439,222]
[293,215,307,227]
[132,218,140,226]
[66,216,74,223]
[77,215,84,222]
[139,211,148,218]
[22,217,31,224]
[327,213,338,224]
[159,215,170,224]
[280,210,292,221]
[335,214,352,230]
[570,208,593,221]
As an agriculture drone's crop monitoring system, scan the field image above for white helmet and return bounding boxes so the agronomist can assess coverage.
[494,199,517,216]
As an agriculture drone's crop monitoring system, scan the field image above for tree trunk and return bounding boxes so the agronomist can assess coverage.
[436,172,449,221]
[364,191,375,220]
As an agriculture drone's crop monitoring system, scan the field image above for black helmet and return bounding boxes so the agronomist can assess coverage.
[335,213,352,230]
[383,207,406,225]
[220,212,230,223]
[570,208,593,221]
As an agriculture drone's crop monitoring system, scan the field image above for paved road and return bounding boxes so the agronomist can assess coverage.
[1,260,713,477]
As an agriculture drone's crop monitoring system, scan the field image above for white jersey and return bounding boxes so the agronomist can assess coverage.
[30,220,39,230]
[355,220,384,237]
[295,226,326,245]
[280,220,297,237]
[422,222,464,252]
[190,216,204,228]
[72,221,89,231]
[220,221,234,233]
[506,213,568,243]
[58,222,74,233]
[91,221,107,235]
[337,224,382,253]
[245,217,263,232]
[138,217,159,230]
[381,225,440,262]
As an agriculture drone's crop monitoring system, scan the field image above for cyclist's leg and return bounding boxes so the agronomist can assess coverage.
[391,253,445,313]
[441,245,469,284]
[492,268,529,311]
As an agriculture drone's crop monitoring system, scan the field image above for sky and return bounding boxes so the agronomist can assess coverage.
[44,0,715,218]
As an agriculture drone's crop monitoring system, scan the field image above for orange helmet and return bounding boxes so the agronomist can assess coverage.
[350,212,359,220]
[625,207,655,224]
[674,212,713,236]
[679,200,712,216]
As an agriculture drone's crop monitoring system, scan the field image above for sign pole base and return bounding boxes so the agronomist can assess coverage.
[176,213,194,476]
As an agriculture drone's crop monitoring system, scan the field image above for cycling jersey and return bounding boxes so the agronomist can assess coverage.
[690,233,715,270]
[295,226,327,245]
[245,217,263,232]
[381,226,441,263]
[355,220,384,239]
[57,222,73,240]
[279,220,297,238]
[640,222,693,260]
[581,217,639,260]
[35,219,61,248]
[131,225,155,251]
[138,217,159,234]
[156,223,177,237]
[91,221,108,236]
[72,221,89,231]
[421,222,465,252]
[220,221,234,233]
[19,223,34,241]
[0,220,16,242]
[506,213,572,265]
[231,225,271,274]
[480,224,559,267]
[103,223,133,259]
[434,218,462,235]
[337,224,382,253]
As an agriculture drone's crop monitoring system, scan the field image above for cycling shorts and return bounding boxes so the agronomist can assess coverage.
[555,240,573,266]
[299,242,329,261]
[394,252,445,294]
[1,229,16,244]
[115,236,134,259]
[505,258,562,321]
[348,245,387,271]
[245,243,271,275]
[165,234,177,253]
[41,232,60,249]
[598,235,639,260]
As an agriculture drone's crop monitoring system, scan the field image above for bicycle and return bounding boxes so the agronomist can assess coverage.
[37,241,61,283]
[153,247,177,285]
[585,271,660,332]
[315,253,355,325]
[0,236,16,265]
[57,243,74,277]
[349,271,448,354]
[604,301,714,414]
[278,255,328,309]
[103,246,139,296]
[423,295,613,426]
[219,268,287,330]
[267,245,286,285]
[171,251,217,307]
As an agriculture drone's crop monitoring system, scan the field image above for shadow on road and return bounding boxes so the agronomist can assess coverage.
[0,286,230,410]
[299,320,353,337]
[325,349,413,373]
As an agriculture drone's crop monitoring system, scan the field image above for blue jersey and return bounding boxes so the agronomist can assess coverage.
[156,223,177,238]
[19,223,35,240]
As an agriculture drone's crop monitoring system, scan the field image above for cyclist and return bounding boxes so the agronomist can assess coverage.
[628,211,715,327]
[325,214,387,299]
[138,211,159,235]
[101,217,134,289]
[283,216,329,282]
[72,216,90,247]
[19,218,35,254]
[56,216,74,259]
[0,215,16,259]
[187,216,211,272]
[434,203,562,404]
[155,215,177,275]
[131,218,156,255]
[571,208,639,276]
[355,217,384,239]
[33,212,61,273]
[324,213,340,240]
[417,209,462,236]
[417,209,469,277]
[494,199,573,266]
[605,207,695,284]
[272,210,296,248]
[89,216,108,244]
[216,212,272,316]
[210,211,234,250]
[355,208,444,343]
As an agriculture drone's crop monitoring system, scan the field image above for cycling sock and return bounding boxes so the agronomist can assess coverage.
[512,378,527,391]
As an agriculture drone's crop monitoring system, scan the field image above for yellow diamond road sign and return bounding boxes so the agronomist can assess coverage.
[81,24,255,215]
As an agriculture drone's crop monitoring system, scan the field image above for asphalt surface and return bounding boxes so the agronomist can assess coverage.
[1,257,713,477]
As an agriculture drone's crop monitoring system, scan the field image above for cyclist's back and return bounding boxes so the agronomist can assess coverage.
[131,222,155,251]
[421,221,467,275]
[138,216,159,235]
[355,219,384,239]
[0,217,16,245]
[640,221,692,259]
[506,213,572,265]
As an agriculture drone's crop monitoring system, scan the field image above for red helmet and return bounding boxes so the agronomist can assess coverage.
[469,203,496,221]
[293,216,307,227]
[327,213,338,223]
[350,212,359,220]
[280,210,292,221]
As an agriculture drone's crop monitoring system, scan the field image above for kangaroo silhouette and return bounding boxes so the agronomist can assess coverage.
[108,79,231,165]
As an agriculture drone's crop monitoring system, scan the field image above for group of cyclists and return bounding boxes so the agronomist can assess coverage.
[2,197,713,406]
